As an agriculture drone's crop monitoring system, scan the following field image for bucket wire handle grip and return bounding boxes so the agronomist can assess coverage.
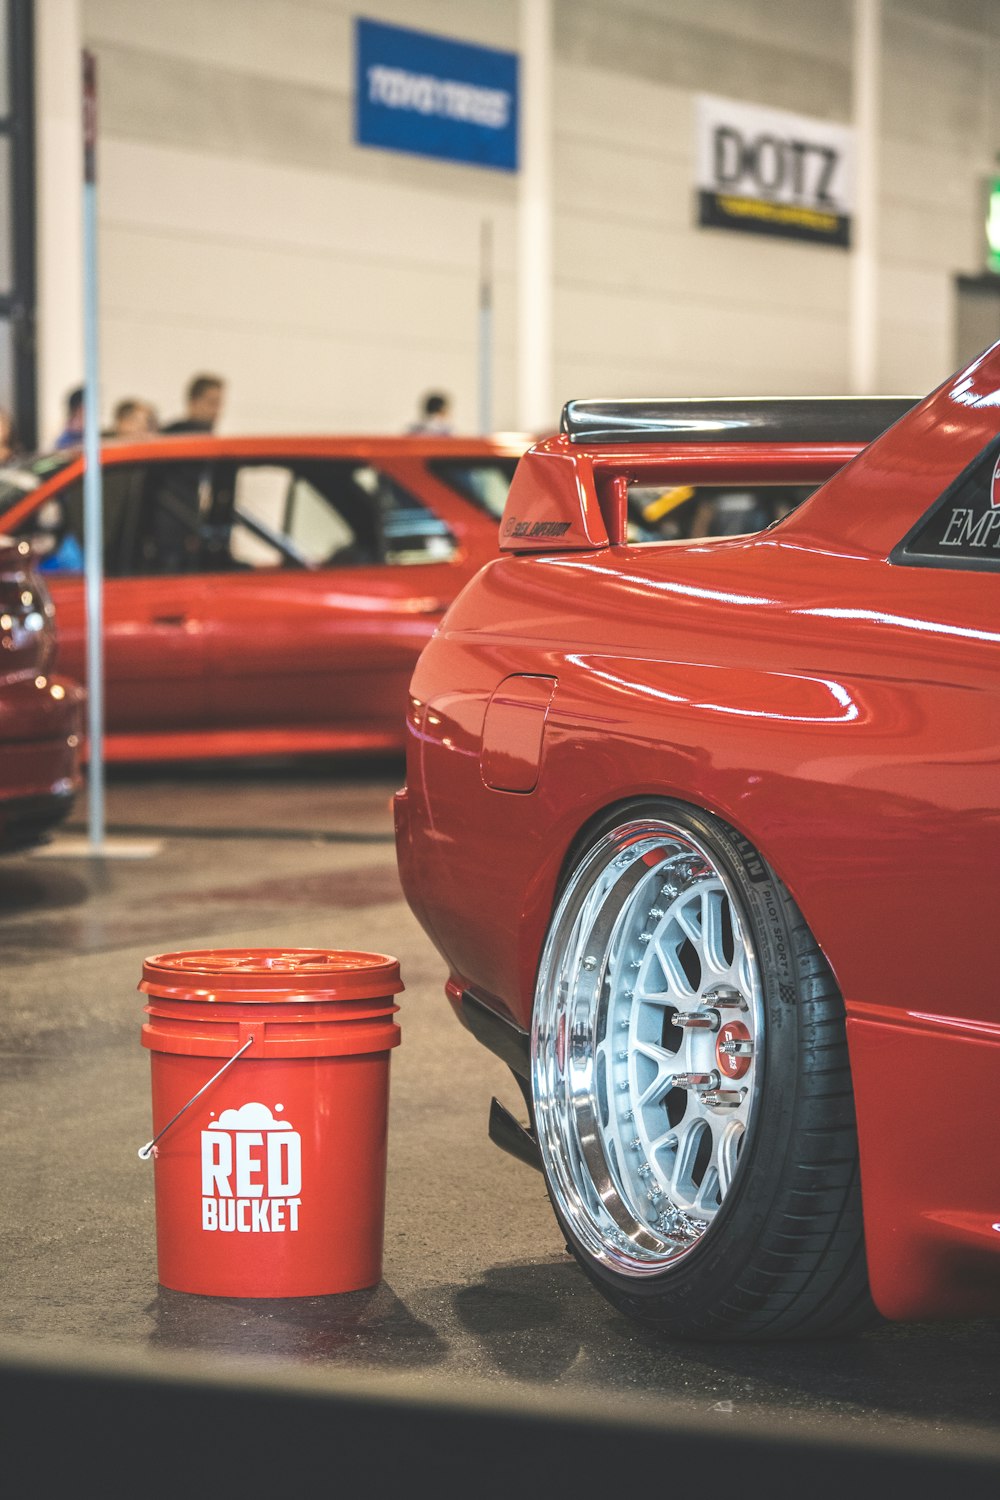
[137,1036,254,1161]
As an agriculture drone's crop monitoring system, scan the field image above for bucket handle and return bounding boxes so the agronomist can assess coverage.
[137,1035,255,1161]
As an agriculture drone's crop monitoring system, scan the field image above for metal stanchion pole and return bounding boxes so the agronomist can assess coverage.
[851,0,880,395]
[81,48,104,851]
[478,219,493,436]
[517,0,553,435]
[32,59,159,865]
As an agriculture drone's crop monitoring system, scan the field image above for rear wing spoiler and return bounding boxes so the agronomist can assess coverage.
[500,396,917,553]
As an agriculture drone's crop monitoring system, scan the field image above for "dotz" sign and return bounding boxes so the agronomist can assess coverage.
[695,94,855,249]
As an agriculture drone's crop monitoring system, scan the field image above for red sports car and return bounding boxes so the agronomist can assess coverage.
[0,435,525,761]
[395,353,1000,1339]
[0,535,83,850]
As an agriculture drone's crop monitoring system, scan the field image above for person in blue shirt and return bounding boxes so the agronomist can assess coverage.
[54,387,84,450]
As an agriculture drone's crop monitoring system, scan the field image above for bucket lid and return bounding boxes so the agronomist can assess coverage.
[140,947,403,1005]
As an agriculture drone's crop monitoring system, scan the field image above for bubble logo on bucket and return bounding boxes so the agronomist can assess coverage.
[201,1101,302,1234]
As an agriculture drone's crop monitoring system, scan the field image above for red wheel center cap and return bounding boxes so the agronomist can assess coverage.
[716,1020,752,1080]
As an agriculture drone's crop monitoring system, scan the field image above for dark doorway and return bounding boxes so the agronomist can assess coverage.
[955,274,1000,370]
[0,1,37,450]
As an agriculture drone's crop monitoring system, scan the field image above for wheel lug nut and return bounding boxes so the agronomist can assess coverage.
[703,986,747,1011]
[671,1008,720,1032]
[670,1071,720,1091]
[701,1088,746,1110]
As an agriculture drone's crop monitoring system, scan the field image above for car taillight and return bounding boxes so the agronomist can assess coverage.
[0,540,56,674]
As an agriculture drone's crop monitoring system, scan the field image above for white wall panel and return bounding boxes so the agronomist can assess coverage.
[881,196,978,276]
[875,319,954,398]
[99,141,516,269]
[557,213,850,317]
[101,228,481,347]
[882,10,987,153]
[556,284,846,385]
[555,137,691,230]
[87,0,351,90]
[86,0,517,84]
[601,0,854,63]
[553,64,692,158]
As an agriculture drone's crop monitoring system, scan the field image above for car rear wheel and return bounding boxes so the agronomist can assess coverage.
[530,799,874,1340]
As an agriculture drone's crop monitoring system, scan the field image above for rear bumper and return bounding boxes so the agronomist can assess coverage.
[848,1005,1000,1321]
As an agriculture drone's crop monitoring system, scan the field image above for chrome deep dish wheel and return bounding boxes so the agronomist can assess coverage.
[530,799,874,1339]
[532,815,764,1275]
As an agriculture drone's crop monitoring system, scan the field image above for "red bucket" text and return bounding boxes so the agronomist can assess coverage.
[200,1102,302,1234]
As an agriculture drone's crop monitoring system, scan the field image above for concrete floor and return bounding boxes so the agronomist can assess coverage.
[3,758,1000,1463]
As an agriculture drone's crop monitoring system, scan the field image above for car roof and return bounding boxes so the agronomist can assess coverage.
[50,433,532,465]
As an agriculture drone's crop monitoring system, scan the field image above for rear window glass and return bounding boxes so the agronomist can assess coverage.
[891,434,1000,571]
[627,483,817,542]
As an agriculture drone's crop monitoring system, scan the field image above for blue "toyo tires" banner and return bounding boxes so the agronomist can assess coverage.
[354,18,519,172]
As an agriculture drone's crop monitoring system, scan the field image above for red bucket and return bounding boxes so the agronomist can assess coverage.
[139,948,403,1298]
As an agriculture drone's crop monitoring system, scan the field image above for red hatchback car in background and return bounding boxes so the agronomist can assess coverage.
[0,535,83,850]
[0,435,525,761]
[396,350,1000,1340]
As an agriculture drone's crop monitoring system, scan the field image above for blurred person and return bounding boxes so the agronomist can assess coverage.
[33,496,83,573]
[54,386,85,449]
[162,373,225,434]
[0,406,22,464]
[111,397,158,439]
[407,390,453,435]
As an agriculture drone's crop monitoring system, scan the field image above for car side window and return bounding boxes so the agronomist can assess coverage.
[429,458,518,520]
[230,465,359,568]
[225,460,455,570]
[134,461,217,576]
[15,465,148,576]
[352,464,456,563]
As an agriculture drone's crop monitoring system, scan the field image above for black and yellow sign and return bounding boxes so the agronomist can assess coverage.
[696,94,855,250]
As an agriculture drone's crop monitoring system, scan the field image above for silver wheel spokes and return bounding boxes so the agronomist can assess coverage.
[532,822,764,1276]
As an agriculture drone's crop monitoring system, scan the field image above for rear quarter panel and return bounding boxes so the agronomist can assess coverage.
[404,538,999,1033]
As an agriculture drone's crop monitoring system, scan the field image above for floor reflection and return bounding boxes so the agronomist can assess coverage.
[149,1281,448,1369]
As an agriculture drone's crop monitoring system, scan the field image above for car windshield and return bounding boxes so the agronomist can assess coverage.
[0,452,76,518]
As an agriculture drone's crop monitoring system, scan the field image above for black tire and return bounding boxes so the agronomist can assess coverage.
[529,797,875,1341]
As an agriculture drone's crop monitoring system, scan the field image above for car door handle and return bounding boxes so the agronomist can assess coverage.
[151,613,188,627]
